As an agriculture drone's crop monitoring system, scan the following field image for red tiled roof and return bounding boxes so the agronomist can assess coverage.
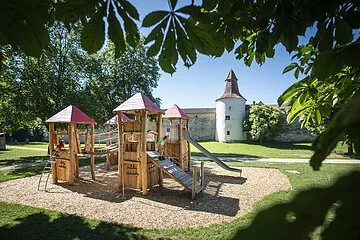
[113,92,163,113]
[164,104,190,119]
[105,113,131,125]
[46,105,97,124]
[216,69,246,101]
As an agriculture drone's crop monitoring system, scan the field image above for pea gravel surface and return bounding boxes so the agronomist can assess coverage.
[0,164,291,229]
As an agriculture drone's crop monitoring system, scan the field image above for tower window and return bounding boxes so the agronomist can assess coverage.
[225,115,230,120]
[227,131,230,135]
[229,106,231,111]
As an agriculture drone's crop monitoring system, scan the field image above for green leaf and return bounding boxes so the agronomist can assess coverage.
[344,10,360,29]
[142,11,169,27]
[311,91,360,170]
[282,63,298,74]
[318,25,334,51]
[108,5,126,57]
[335,18,353,45]
[118,0,139,20]
[169,0,178,10]
[55,0,97,24]
[315,109,321,125]
[80,3,106,54]
[117,6,140,47]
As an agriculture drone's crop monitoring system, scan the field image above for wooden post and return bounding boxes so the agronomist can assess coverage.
[141,111,148,195]
[117,111,124,190]
[105,124,110,169]
[200,161,204,188]
[186,120,191,171]
[69,123,75,184]
[192,166,197,200]
[179,119,183,169]
[49,123,57,183]
[157,112,163,187]
[90,124,95,180]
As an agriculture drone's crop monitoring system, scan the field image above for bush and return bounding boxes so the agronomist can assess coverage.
[246,105,284,142]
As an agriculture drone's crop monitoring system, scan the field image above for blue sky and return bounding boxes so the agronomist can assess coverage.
[132,0,299,108]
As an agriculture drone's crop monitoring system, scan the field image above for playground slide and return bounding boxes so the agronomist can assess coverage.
[183,130,242,175]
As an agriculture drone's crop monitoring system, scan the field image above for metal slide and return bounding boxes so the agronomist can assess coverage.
[183,130,242,176]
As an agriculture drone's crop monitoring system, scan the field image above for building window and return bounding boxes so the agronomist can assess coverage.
[225,115,230,120]
[227,131,230,135]
[229,106,231,111]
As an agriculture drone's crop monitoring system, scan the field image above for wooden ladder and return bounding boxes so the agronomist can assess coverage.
[37,160,56,192]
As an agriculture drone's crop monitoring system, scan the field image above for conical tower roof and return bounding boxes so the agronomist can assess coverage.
[46,105,97,124]
[105,113,131,125]
[216,69,246,101]
[113,92,163,114]
[164,104,190,119]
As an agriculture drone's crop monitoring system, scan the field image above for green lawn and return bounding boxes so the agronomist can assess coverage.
[1,162,359,240]
[191,141,351,159]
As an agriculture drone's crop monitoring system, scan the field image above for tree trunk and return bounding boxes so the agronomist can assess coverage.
[347,143,354,156]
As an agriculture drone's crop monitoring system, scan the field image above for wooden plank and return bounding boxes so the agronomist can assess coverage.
[192,166,196,199]
[141,111,148,195]
[49,123,57,183]
[90,124,95,180]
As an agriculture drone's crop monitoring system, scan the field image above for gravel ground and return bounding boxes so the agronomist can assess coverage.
[0,164,291,229]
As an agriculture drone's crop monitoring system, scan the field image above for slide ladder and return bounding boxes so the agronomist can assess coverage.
[38,160,56,191]
[147,151,202,195]
[182,129,242,176]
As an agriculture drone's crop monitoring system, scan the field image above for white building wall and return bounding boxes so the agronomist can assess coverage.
[216,98,246,142]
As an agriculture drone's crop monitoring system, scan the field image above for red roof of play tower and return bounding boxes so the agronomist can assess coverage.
[164,104,190,119]
[113,92,163,113]
[46,105,97,124]
[216,69,246,101]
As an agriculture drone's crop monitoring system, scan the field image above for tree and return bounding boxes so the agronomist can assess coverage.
[246,105,284,142]
[78,40,161,123]
[1,0,360,238]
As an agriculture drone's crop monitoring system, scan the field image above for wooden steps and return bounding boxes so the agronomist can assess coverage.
[147,151,202,194]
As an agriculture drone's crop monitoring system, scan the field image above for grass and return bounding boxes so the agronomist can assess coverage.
[6,142,48,149]
[1,161,359,239]
[191,141,352,159]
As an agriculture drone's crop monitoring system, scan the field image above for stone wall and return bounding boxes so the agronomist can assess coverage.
[273,118,316,142]
[183,108,216,141]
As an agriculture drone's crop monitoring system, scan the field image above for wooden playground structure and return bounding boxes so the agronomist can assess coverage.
[42,93,241,199]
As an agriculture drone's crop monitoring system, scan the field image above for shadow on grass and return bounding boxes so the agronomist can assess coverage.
[0,155,49,166]
[191,152,260,158]
[0,212,147,240]
[245,141,312,150]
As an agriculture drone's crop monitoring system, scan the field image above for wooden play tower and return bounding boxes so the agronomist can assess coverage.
[46,105,97,184]
[104,113,131,168]
[114,93,163,195]
[163,104,191,171]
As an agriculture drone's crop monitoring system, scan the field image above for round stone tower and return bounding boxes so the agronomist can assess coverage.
[215,70,246,142]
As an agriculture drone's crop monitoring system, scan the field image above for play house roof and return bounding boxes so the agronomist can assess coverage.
[46,105,97,124]
[113,92,163,114]
[164,104,190,119]
[105,113,131,125]
[216,69,247,101]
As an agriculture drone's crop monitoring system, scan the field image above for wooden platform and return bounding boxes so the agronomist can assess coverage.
[147,151,202,194]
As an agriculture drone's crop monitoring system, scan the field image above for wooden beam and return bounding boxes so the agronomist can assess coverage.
[192,166,197,200]
[49,123,57,183]
[90,124,95,180]
[117,111,124,191]
[186,120,191,171]
[201,161,204,188]
[157,113,163,187]
[179,119,183,169]
[69,123,75,184]
[141,111,148,195]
